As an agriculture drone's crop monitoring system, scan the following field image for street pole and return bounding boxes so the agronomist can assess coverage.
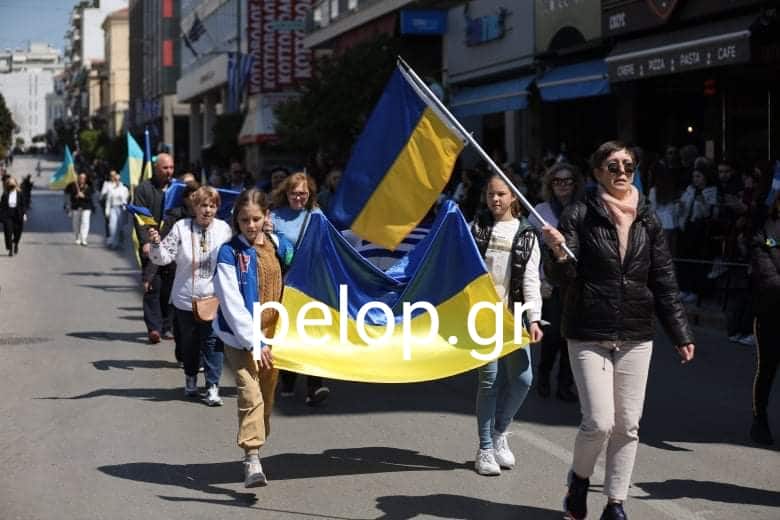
[397,56,577,262]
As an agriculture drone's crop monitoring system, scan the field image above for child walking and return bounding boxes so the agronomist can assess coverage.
[469,174,544,476]
[213,189,294,487]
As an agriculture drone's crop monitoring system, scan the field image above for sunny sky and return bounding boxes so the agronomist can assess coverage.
[0,0,76,53]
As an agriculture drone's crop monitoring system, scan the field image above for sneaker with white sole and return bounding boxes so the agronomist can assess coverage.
[474,448,501,476]
[184,375,198,397]
[492,432,515,469]
[244,454,267,488]
[203,384,223,406]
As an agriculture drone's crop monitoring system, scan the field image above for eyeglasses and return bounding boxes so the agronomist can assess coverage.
[605,160,635,176]
[289,191,309,199]
[551,178,574,187]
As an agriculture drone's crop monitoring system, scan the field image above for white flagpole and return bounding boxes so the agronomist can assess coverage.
[397,57,576,262]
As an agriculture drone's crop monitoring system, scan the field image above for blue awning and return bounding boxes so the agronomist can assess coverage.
[450,75,535,118]
[537,59,610,102]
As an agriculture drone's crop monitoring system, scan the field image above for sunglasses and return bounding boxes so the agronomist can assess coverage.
[551,178,574,187]
[289,191,309,199]
[605,160,635,176]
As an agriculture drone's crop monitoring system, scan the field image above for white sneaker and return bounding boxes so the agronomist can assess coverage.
[203,384,223,406]
[184,375,198,397]
[244,454,267,487]
[492,432,515,469]
[474,448,501,476]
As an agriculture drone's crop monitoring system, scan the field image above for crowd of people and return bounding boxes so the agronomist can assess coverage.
[8,136,772,519]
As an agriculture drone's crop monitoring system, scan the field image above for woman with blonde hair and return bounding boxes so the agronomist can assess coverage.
[148,186,233,405]
[270,172,330,404]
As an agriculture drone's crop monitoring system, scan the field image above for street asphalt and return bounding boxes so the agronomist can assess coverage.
[0,155,778,520]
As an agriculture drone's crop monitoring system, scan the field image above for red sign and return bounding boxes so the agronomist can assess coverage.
[247,0,313,95]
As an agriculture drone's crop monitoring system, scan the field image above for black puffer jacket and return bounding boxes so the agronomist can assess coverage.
[546,189,693,347]
[471,210,536,306]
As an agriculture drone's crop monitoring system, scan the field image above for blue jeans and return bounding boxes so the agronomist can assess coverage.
[107,206,123,248]
[174,308,224,387]
[476,346,533,449]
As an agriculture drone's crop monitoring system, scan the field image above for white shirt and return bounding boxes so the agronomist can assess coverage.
[149,218,233,311]
[482,219,542,322]
[8,191,17,208]
[101,182,130,211]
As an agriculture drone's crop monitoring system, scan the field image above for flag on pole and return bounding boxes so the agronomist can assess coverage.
[164,180,240,221]
[49,145,77,190]
[142,127,153,182]
[126,204,157,227]
[226,52,254,113]
[329,66,466,250]
[119,131,144,188]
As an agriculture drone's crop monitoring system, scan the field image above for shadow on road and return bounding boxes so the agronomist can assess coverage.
[374,493,561,519]
[63,271,137,278]
[262,447,469,481]
[78,283,137,293]
[634,479,780,507]
[35,386,236,402]
[92,359,179,371]
[67,330,148,344]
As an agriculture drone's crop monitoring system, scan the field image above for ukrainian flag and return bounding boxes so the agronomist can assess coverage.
[272,201,527,383]
[119,132,144,188]
[164,180,240,221]
[126,204,157,227]
[49,145,76,190]
[329,66,465,251]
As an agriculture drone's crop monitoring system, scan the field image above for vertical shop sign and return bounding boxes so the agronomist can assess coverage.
[247,0,313,94]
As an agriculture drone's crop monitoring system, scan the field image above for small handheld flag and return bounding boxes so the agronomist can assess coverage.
[49,145,77,190]
[126,204,157,227]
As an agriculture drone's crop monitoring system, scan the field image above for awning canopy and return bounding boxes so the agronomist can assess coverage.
[606,15,753,83]
[537,59,610,102]
[450,75,535,118]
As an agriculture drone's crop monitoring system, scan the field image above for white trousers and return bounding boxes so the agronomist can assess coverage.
[72,209,91,243]
[567,339,653,501]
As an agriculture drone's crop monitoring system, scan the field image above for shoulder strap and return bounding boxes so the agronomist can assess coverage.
[191,220,196,290]
[295,210,311,250]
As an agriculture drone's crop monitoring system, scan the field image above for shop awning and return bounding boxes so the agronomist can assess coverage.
[606,15,753,83]
[537,59,610,102]
[450,75,535,118]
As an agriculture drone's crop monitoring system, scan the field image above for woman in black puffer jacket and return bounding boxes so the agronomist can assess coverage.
[749,192,780,446]
[542,141,695,520]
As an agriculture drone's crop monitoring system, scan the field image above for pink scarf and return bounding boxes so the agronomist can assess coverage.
[599,185,638,260]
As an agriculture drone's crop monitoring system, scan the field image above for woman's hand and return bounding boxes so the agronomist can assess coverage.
[541,225,568,260]
[529,322,544,343]
[677,343,695,364]
[262,219,273,233]
[147,228,161,245]
[257,344,274,369]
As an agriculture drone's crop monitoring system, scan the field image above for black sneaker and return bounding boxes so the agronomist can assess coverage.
[750,414,774,445]
[563,471,589,519]
[306,386,330,406]
[600,502,628,520]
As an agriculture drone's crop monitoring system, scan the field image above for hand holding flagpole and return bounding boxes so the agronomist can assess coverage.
[396,57,577,262]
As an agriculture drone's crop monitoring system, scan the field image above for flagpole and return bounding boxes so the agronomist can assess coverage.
[397,57,576,262]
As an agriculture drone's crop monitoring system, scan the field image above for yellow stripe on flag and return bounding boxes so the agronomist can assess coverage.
[351,107,464,250]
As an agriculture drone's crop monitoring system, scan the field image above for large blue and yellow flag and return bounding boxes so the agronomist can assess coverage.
[272,201,527,383]
[119,132,144,188]
[329,66,466,251]
[49,145,76,190]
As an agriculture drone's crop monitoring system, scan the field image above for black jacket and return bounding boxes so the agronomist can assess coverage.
[750,223,780,317]
[0,190,27,220]
[470,210,536,306]
[546,189,693,347]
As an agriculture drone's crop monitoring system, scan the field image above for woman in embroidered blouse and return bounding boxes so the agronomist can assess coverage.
[148,186,233,406]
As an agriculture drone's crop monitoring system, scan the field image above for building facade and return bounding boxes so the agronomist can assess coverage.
[101,7,130,138]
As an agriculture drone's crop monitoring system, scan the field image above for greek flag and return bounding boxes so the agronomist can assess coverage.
[227,52,254,113]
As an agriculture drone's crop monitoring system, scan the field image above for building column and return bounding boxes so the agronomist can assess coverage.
[505,110,522,164]
[189,101,202,164]
[162,95,175,155]
[202,93,217,149]
[615,83,637,145]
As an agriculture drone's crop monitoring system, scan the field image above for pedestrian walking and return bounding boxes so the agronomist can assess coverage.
[148,186,232,406]
[530,162,585,402]
[542,140,695,520]
[0,176,28,256]
[65,173,94,246]
[213,189,295,487]
[270,172,330,405]
[100,170,129,249]
[135,153,174,344]
[749,191,780,446]
[470,174,543,476]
